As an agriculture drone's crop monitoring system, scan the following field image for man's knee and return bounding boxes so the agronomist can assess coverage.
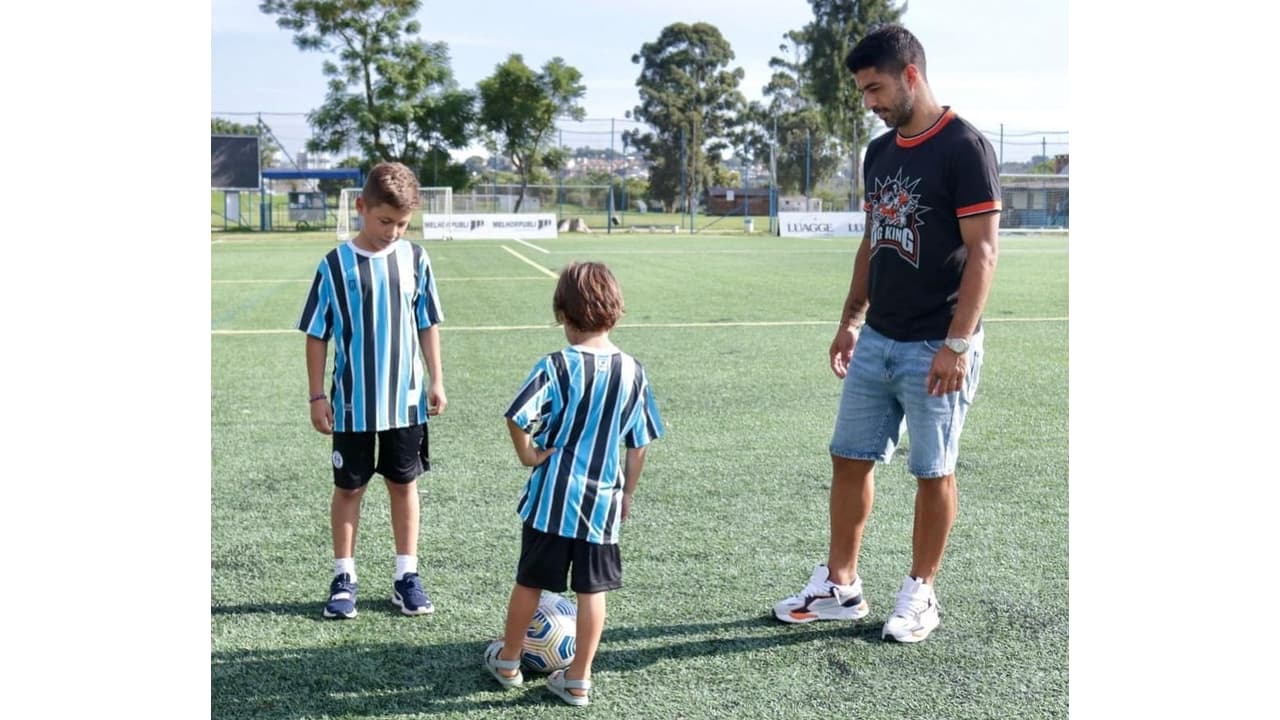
[832,455,875,483]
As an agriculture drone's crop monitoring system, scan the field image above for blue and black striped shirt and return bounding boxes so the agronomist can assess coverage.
[297,240,443,432]
[505,345,664,545]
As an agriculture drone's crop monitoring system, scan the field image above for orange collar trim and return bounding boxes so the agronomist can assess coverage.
[896,107,955,148]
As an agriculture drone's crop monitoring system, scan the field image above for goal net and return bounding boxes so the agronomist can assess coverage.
[419,186,453,240]
[337,186,454,242]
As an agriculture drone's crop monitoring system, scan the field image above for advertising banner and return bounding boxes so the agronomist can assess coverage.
[777,211,867,238]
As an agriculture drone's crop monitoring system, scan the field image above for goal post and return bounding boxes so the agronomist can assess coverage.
[337,188,359,242]
[418,186,453,241]
[336,186,454,242]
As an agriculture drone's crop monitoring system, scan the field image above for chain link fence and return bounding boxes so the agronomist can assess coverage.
[212,113,1068,233]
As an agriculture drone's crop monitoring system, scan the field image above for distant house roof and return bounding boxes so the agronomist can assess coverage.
[705,186,772,196]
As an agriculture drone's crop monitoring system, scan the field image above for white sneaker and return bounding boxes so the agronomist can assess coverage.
[882,575,941,643]
[773,565,870,623]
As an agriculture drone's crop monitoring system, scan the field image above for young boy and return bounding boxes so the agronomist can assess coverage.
[483,261,663,707]
[296,161,447,619]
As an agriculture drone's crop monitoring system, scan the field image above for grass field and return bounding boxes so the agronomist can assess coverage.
[211,231,1068,719]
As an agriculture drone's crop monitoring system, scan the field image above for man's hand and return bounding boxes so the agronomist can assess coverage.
[829,324,861,378]
[927,347,968,397]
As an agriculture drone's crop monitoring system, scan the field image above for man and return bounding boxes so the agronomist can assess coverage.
[773,24,1001,643]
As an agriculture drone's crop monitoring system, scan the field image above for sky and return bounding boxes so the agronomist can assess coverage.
[211,0,1069,164]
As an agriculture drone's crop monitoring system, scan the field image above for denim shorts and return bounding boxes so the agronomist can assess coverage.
[829,326,984,478]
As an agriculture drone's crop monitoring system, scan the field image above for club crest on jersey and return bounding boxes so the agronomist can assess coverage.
[870,171,931,267]
[332,451,344,469]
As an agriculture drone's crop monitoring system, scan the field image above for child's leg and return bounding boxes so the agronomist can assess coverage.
[496,583,543,676]
[385,478,419,558]
[564,591,606,695]
[331,485,367,561]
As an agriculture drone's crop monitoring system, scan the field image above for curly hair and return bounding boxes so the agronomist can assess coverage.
[361,162,421,211]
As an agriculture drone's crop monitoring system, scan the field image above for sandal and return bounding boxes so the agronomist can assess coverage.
[483,640,524,688]
[547,668,591,707]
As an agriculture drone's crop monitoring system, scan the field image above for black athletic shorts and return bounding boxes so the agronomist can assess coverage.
[331,423,429,489]
[516,523,622,594]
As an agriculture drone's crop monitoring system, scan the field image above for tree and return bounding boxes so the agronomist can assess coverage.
[748,101,838,197]
[754,28,842,196]
[259,0,475,188]
[1029,159,1056,174]
[799,0,905,200]
[211,117,282,168]
[477,54,586,212]
[628,22,746,213]
[318,155,363,195]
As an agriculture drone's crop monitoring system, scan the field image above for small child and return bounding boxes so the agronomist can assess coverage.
[484,261,664,707]
[296,161,447,619]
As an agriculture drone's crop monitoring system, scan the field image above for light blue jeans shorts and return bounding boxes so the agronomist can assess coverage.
[829,325,984,478]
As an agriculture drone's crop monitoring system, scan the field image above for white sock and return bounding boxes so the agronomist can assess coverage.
[335,557,356,582]
[395,555,417,580]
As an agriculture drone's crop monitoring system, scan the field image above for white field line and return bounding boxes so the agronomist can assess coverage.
[512,237,550,254]
[501,246,558,278]
[213,316,1068,335]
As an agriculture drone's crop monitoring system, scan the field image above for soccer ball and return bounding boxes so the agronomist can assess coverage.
[521,592,577,672]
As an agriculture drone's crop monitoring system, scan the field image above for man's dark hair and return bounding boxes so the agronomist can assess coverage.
[844,23,927,79]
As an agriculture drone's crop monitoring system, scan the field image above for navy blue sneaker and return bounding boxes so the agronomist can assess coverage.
[323,573,358,619]
[392,572,435,615]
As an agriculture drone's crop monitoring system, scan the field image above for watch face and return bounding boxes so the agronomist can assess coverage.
[946,339,968,353]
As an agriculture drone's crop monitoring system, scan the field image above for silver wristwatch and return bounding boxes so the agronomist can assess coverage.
[943,337,970,354]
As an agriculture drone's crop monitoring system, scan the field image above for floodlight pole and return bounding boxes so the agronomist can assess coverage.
[742,145,749,232]
[258,113,267,231]
[770,116,777,235]
[680,127,687,230]
[805,132,811,211]
[608,117,615,235]
[852,119,860,211]
[558,128,564,223]
[691,117,698,234]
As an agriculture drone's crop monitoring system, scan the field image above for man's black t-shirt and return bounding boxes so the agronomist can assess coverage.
[862,108,1001,341]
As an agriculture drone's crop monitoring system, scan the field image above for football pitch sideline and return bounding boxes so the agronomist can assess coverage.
[212,232,1068,719]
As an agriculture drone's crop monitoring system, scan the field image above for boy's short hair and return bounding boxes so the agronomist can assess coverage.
[844,23,927,79]
[554,261,624,332]
[362,162,421,211]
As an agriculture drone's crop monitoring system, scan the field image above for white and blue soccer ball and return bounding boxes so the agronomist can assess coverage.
[521,592,577,672]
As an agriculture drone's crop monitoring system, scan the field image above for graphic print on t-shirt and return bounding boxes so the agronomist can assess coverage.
[870,169,932,268]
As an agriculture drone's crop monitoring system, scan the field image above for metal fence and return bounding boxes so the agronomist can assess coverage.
[999,174,1069,229]
[212,174,1068,234]
[211,113,1068,234]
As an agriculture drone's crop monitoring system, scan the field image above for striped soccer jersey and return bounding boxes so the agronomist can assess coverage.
[297,239,443,432]
[505,344,664,545]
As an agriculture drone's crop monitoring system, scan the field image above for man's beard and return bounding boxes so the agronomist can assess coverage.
[879,95,914,129]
